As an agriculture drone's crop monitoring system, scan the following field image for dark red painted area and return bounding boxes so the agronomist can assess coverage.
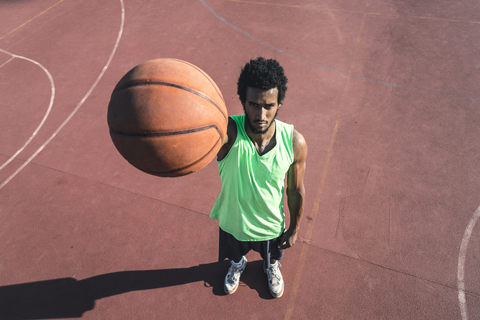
[1,0,480,319]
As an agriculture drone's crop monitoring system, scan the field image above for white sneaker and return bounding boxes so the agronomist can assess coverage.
[266,262,284,298]
[224,256,247,294]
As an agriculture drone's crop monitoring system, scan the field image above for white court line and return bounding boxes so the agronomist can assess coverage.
[0,0,125,190]
[200,2,480,316]
[0,50,55,171]
[0,56,15,69]
[458,205,480,320]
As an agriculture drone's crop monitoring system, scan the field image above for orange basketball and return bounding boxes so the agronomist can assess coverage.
[107,58,228,177]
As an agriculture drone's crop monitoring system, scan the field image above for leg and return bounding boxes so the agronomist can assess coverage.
[219,228,250,294]
[263,236,284,298]
[224,256,248,294]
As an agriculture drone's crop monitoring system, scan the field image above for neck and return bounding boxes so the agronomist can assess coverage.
[245,119,276,145]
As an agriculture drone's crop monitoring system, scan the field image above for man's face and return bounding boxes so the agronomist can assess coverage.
[243,87,281,135]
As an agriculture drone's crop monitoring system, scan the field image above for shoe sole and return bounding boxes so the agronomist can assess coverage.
[224,259,247,295]
[224,283,239,295]
[269,285,284,298]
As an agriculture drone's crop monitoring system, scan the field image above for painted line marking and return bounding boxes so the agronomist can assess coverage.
[221,0,480,25]
[0,0,125,190]
[224,0,299,8]
[458,205,480,320]
[199,2,480,316]
[0,0,65,41]
[202,0,480,103]
[0,50,55,172]
[283,13,367,320]
[0,56,15,69]
[411,15,480,25]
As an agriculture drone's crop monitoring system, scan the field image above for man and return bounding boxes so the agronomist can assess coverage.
[210,57,307,298]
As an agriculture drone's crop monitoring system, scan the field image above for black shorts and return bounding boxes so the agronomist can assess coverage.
[218,228,284,269]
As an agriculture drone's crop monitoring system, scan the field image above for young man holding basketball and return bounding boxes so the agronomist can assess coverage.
[210,57,307,298]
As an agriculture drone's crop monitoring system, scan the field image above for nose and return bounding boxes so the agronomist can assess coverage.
[255,107,266,121]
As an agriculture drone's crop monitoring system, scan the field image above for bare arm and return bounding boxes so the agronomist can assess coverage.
[279,129,307,249]
[217,117,237,161]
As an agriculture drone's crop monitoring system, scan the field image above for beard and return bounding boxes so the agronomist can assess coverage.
[243,108,279,134]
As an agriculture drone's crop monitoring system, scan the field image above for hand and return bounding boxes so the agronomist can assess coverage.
[278,228,298,249]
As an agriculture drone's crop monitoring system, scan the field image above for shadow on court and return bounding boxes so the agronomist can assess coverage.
[0,260,273,319]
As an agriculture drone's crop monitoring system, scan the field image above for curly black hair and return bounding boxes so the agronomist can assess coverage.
[237,57,288,105]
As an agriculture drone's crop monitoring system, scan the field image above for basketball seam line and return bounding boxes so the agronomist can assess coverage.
[109,124,219,137]
[112,81,227,121]
[173,59,225,103]
[141,136,222,175]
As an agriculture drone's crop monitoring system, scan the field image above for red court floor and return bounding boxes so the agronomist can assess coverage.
[1,0,480,319]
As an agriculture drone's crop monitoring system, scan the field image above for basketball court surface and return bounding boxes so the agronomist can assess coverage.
[1,0,480,319]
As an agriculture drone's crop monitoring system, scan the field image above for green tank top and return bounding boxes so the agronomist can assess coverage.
[210,114,294,241]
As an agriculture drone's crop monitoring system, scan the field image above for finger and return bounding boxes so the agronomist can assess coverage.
[279,241,290,249]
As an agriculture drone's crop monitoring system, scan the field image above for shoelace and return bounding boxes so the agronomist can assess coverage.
[227,265,242,283]
[268,266,282,283]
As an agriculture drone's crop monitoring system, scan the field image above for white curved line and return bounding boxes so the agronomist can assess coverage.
[458,205,480,320]
[0,0,125,190]
[0,50,55,171]
[0,56,15,68]
[199,2,480,316]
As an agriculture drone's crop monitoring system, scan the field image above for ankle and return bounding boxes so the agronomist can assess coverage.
[231,256,246,266]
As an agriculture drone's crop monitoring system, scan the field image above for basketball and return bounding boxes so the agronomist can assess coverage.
[107,58,228,177]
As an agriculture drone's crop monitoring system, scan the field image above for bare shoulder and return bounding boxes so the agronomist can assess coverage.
[217,117,237,161]
[225,117,237,145]
[292,129,307,162]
